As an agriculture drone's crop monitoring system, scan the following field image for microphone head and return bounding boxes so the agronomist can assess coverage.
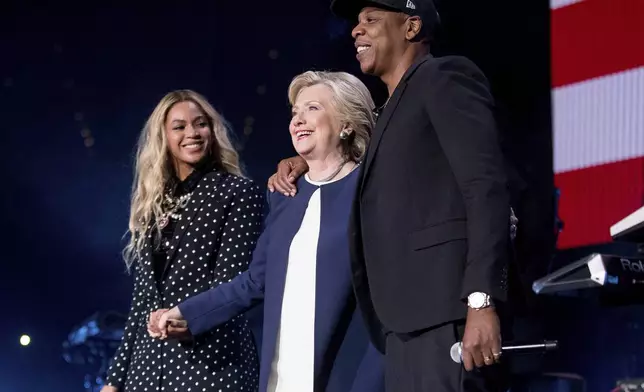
[450,342,462,363]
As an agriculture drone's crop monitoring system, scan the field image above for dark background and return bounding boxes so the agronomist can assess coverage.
[1,1,640,391]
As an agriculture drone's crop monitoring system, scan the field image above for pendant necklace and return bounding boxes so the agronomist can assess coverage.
[157,192,192,229]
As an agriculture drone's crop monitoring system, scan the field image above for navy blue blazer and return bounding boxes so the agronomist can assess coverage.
[179,169,384,392]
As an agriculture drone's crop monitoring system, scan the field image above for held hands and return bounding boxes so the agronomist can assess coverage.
[148,307,191,341]
[147,308,168,338]
[267,156,308,196]
[99,386,118,392]
[460,307,502,371]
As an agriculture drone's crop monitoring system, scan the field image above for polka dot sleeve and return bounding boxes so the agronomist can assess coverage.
[105,261,144,388]
[212,180,264,287]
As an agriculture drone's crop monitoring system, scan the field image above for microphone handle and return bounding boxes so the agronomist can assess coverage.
[502,341,558,352]
[450,340,558,363]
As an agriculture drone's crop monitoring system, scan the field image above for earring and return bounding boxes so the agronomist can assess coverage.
[340,129,350,140]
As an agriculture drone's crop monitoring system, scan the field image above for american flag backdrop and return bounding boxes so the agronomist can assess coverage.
[551,0,644,249]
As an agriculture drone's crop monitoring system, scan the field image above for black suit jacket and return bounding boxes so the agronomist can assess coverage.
[105,171,263,390]
[350,54,511,352]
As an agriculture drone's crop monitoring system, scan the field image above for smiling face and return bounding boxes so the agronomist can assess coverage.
[351,7,411,76]
[289,84,344,161]
[164,100,213,180]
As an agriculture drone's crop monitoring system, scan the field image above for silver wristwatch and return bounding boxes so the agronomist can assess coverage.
[467,292,492,310]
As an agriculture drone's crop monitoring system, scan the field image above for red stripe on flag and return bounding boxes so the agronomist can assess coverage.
[551,0,644,88]
[555,157,644,249]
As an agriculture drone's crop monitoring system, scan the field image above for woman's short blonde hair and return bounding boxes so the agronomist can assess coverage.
[288,71,375,162]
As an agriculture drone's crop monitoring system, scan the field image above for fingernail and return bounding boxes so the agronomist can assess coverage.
[290,191,295,197]
[288,176,294,182]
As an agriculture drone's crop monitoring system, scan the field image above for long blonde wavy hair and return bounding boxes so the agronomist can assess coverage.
[123,89,243,268]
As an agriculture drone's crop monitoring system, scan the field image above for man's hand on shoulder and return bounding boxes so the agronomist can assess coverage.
[267,156,308,196]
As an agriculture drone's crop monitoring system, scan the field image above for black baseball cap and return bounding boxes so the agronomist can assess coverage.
[330,0,440,32]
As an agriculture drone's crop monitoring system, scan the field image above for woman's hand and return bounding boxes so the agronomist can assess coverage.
[100,386,118,392]
[148,309,168,338]
[157,307,191,341]
[267,156,308,196]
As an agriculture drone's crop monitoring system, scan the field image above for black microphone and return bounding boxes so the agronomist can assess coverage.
[450,340,558,363]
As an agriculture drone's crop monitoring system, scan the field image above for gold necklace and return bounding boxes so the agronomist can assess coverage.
[317,160,348,182]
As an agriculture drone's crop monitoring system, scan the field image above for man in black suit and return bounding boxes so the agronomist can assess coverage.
[268,0,511,390]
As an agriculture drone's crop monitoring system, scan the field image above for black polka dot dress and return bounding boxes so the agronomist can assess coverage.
[106,170,264,391]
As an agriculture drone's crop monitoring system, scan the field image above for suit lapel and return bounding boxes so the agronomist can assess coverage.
[361,82,407,188]
[360,54,432,190]
[140,226,162,299]
[313,186,354,386]
[161,172,222,279]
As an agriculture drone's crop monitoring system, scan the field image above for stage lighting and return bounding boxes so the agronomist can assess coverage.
[20,334,31,346]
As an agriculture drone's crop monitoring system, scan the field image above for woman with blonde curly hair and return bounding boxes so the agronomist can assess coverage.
[150,72,384,392]
[101,90,263,392]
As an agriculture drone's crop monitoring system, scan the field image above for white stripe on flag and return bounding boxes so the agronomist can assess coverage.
[550,0,585,10]
[553,66,644,173]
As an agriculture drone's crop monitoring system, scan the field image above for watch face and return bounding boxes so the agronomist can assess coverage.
[469,293,485,308]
